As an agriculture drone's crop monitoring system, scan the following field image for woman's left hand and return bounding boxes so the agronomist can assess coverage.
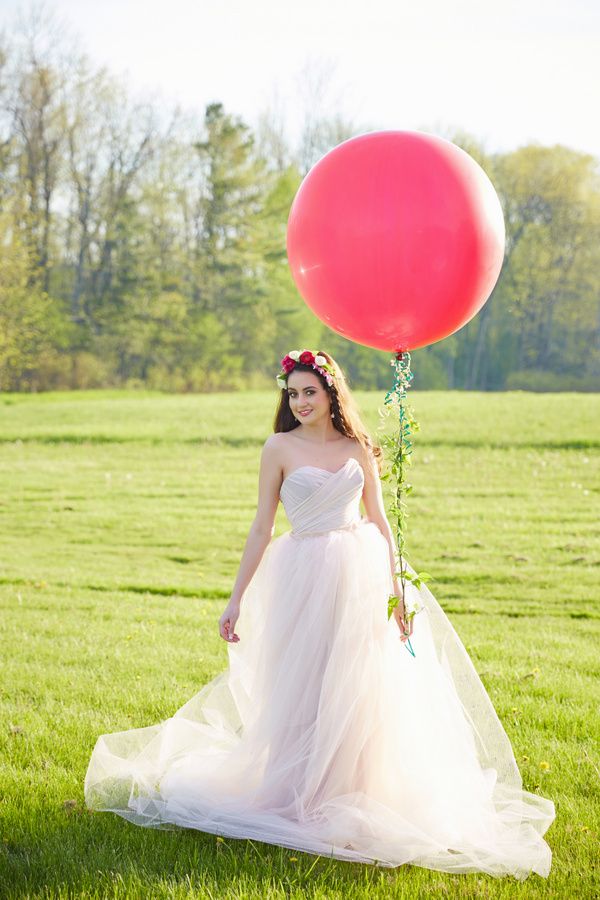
[391,582,413,643]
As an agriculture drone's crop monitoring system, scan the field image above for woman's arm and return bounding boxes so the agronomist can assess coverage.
[360,449,400,584]
[219,436,282,642]
[359,447,413,640]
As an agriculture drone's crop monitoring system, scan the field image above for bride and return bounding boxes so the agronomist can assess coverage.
[84,348,555,880]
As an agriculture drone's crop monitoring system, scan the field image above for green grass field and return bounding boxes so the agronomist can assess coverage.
[1,390,598,899]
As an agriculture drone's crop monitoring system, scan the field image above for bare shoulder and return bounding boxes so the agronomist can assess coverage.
[262,433,285,458]
[260,433,288,477]
[266,431,301,453]
[263,433,282,449]
[263,432,290,455]
[353,439,379,476]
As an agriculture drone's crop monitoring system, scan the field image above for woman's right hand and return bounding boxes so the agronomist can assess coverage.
[219,600,240,643]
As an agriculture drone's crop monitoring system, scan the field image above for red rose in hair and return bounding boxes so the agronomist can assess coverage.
[281,355,296,373]
[299,350,315,365]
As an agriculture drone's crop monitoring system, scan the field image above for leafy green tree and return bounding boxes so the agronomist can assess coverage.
[0,207,65,390]
[494,145,600,387]
[191,103,278,370]
[1,9,599,392]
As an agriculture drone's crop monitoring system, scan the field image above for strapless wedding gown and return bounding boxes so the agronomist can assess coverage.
[84,458,555,879]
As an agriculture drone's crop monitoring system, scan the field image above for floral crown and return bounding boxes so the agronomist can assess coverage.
[276,349,337,389]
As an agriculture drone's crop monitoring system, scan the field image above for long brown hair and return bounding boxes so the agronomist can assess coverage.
[273,350,383,474]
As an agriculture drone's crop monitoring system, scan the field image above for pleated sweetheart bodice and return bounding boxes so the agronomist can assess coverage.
[279,457,364,536]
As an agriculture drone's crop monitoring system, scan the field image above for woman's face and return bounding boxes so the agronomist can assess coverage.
[286,371,330,424]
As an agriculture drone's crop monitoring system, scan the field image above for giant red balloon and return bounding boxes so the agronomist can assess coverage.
[286,130,505,352]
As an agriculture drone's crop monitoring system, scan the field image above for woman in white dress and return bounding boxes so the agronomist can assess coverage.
[84,348,555,880]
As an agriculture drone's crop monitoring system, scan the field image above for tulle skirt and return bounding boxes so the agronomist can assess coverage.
[84,519,555,879]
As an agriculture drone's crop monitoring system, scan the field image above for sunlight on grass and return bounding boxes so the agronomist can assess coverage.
[0,390,598,899]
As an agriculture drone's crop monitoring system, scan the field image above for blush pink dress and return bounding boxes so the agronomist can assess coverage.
[84,458,555,879]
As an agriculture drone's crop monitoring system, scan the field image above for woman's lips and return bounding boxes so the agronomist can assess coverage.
[298,410,312,416]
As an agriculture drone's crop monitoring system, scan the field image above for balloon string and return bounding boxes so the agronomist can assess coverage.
[383,351,417,655]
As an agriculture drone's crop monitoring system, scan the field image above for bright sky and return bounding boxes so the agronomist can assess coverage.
[2,0,599,158]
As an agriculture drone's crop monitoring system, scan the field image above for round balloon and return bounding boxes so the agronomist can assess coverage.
[286,130,505,352]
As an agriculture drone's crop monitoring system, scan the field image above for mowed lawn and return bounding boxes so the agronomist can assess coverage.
[0,389,598,900]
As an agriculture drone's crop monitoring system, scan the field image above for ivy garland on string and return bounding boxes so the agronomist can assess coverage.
[379,351,431,657]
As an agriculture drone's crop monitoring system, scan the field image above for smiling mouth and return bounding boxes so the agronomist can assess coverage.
[298,410,312,415]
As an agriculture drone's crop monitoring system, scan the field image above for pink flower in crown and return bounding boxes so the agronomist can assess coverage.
[299,350,315,365]
[281,355,296,373]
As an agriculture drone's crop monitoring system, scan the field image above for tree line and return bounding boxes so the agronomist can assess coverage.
[1,10,599,393]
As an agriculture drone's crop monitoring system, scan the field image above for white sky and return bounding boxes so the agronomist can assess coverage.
[2,0,599,158]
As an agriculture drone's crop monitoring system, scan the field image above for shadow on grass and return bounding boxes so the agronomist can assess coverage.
[2,803,437,898]
[1,434,599,451]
